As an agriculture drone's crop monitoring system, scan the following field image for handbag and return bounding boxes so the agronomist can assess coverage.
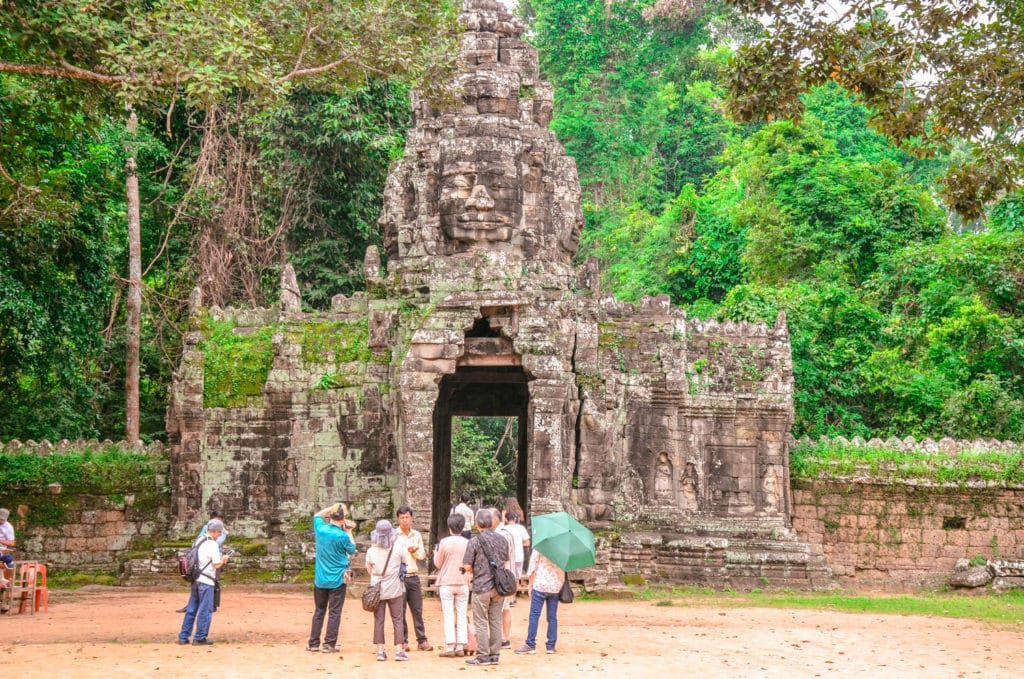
[558,576,574,604]
[479,534,517,597]
[361,543,396,612]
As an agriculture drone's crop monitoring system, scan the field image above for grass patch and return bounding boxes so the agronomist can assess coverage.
[48,569,118,589]
[633,587,1024,625]
[791,440,1024,485]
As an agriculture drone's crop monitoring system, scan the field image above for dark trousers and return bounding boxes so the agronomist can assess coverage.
[374,595,406,645]
[309,584,347,648]
[401,574,428,644]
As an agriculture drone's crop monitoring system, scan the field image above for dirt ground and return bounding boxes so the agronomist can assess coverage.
[1,585,1022,678]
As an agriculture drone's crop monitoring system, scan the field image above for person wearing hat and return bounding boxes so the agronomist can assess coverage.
[365,519,408,661]
[177,518,229,645]
[176,511,229,613]
[306,503,357,653]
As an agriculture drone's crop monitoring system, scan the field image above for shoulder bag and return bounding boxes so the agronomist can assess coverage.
[361,542,396,612]
[479,533,518,597]
[559,576,574,604]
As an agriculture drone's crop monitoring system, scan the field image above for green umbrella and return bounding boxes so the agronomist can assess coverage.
[530,511,595,572]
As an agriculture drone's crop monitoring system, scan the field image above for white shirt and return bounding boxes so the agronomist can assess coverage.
[452,503,474,529]
[499,522,529,564]
[196,536,222,586]
[0,521,14,542]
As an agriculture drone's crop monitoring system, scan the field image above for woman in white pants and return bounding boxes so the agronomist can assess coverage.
[433,513,471,656]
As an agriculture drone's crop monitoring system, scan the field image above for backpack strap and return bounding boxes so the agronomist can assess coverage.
[196,534,214,580]
[477,532,502,568]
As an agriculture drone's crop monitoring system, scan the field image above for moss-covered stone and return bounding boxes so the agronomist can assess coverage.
[199,318,276,408]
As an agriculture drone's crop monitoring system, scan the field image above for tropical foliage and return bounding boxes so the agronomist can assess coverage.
[1,0,1022,448]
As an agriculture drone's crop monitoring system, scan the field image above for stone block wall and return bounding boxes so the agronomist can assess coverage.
[792,480,1024,589]
[0,440,172,570]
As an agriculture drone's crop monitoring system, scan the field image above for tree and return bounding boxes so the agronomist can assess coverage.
[1,0,458,440]
[724,0,1024,218]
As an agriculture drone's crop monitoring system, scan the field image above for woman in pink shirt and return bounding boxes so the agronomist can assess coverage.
[433,513,471,657]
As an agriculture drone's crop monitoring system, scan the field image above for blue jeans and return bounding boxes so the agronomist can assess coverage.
[178,582,215,642]
[524,589,559,651]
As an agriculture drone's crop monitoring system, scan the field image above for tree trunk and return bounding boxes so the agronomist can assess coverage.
[125,105,141,443]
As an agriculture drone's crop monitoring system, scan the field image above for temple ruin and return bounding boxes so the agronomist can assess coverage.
[167,0,829,588]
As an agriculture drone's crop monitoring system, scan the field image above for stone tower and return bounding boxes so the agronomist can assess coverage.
[167,0,829,588]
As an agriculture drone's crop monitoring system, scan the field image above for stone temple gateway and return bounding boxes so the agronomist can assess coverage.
[167,0,829,588]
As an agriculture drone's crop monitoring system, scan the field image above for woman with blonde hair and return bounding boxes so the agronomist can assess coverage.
[366,519,407,661]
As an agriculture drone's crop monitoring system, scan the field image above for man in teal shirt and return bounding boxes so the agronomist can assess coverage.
[307,503,357,653]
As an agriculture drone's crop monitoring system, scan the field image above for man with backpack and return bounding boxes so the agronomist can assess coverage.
[176,511,228,613]
[177,519,229,646]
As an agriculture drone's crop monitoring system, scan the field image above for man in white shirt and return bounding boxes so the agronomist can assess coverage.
[0,508,15,568]
[0,508,14,601]
[176,511,228,613]
[452,493,474,539]
[177,519,229,645]
[493,509,518,648]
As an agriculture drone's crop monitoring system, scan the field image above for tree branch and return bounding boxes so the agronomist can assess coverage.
[0,159,41,194]
[0,60,130,84]
[277,49,387,83]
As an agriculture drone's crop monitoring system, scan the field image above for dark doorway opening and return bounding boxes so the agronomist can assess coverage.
[431,366,529,544]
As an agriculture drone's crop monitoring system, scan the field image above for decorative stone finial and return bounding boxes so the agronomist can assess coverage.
[279,264,301,313]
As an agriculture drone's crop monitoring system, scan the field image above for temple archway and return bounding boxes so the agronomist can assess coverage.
[431,366,529,543]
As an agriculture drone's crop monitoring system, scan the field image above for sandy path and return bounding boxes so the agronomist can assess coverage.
[0,586,1021,678]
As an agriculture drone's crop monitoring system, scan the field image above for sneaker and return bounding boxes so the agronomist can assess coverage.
[514,645,536,655]
[192,639,214,646]
[395,650,410,661]
[177,638,190,645]
[306,644,319,652]
[175,607,187,613]
[501,640,511,648]
[546,647,556,654]
[376,650,387,661]
[465,656,488,666]
[321,644,338,653]
[418,641,434,651]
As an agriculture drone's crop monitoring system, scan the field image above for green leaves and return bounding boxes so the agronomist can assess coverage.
[724,0,1024,218]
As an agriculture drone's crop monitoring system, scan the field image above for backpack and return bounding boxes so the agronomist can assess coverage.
[179,536,212,582]
[479,534,517,597]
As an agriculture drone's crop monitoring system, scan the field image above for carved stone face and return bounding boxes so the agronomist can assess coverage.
[439,142,520,249]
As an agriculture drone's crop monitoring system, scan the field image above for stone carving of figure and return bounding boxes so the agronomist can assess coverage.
[280,458,299,500]
[377,0,583,271]
[249,471,272,512]
[681,461,698,511]
[654,452,674,503]
[762,466,781,514]
[185,469,202,512]
[438,138,517,249]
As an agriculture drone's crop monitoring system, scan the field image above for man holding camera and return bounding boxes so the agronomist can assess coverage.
[307,502,357,653]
